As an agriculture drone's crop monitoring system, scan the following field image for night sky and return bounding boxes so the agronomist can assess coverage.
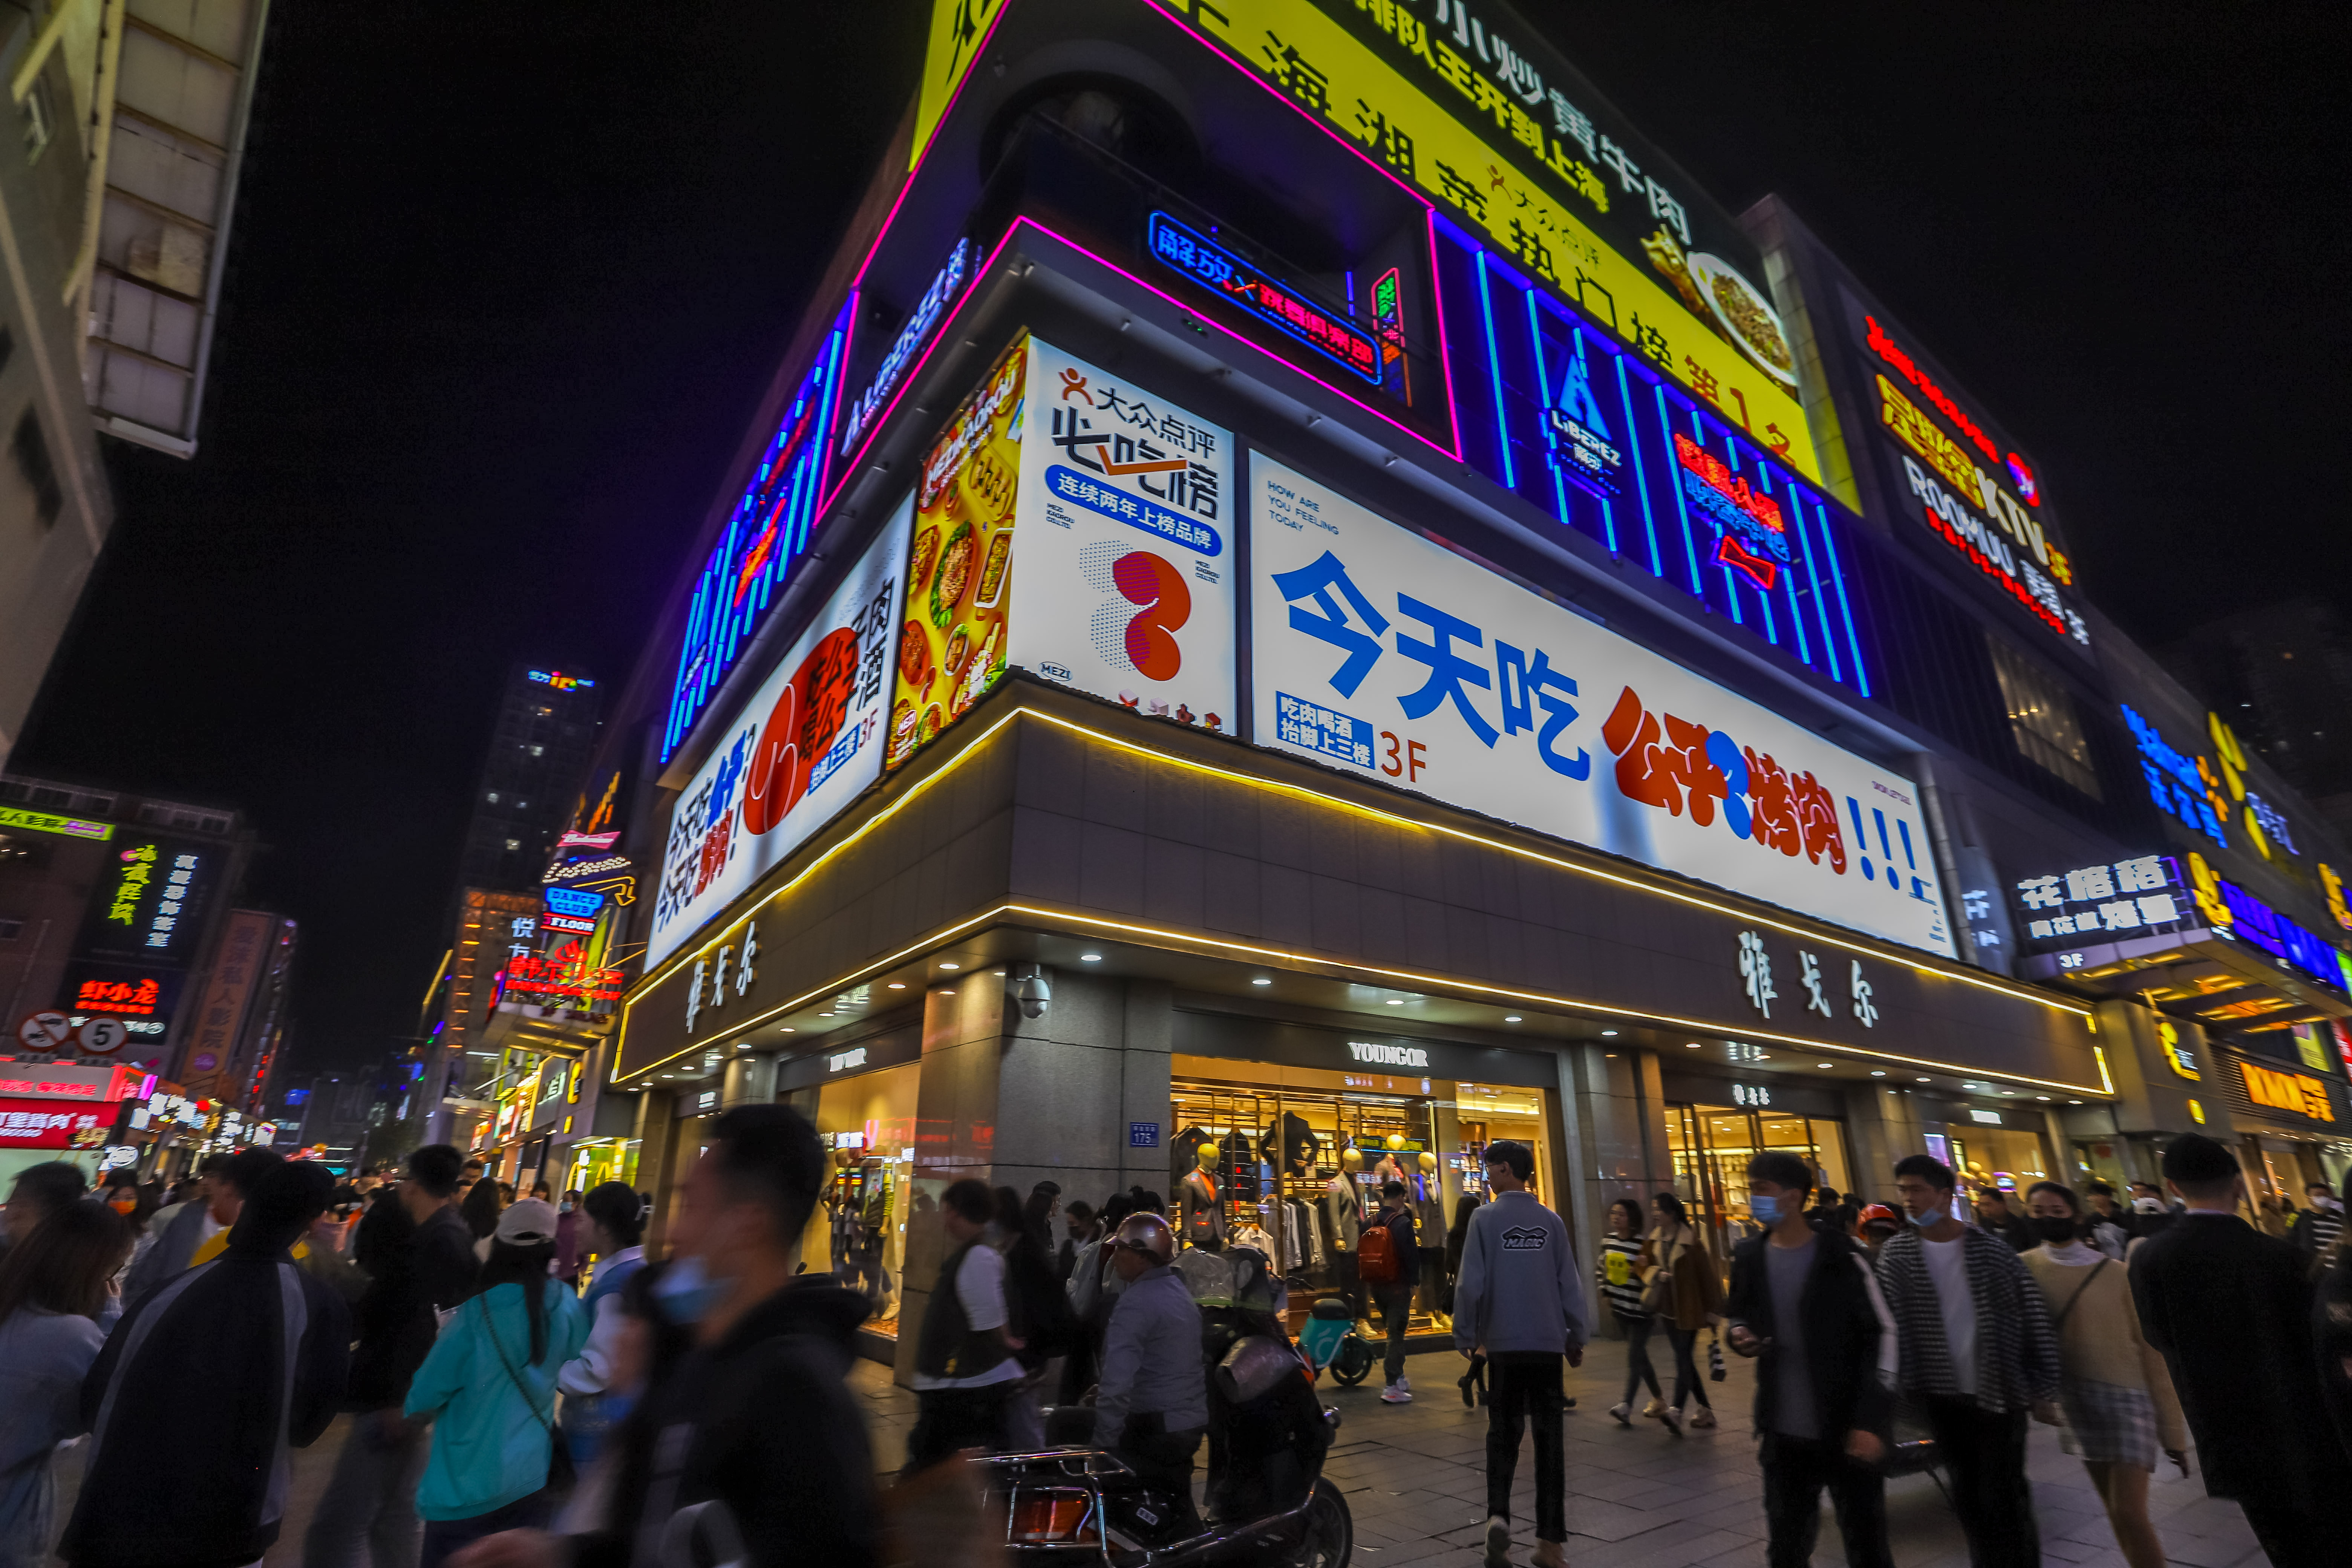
[15,2,2343,1075]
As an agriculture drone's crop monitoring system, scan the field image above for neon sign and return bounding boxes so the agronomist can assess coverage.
[0,806,112,841]
[1674,434,1788,590]
[1147,212,1381,384]
[527,670,595,691]
[665,301,854,762]
[2123,706,2229,846]
[1542,336,1623,499]
[838,237,970,457]
[74,976,164,1015]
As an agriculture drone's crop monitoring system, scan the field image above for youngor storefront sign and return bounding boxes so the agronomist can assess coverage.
[1250,455,1955,957]
[649,499,911,967]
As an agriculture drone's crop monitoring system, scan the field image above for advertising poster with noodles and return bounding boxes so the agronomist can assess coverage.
[1005,337,1236,732]
[888,337,1024,768]
[888,335,1237,769]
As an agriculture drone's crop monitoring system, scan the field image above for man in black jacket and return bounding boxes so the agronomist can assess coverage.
[2132,1134,2352,1568]
[1726,1152,1897,1568]
[1369,1179,1420,1404]
[303,1143,478,1568]
[64,1161,349,1568]
[454,1103,879,1568]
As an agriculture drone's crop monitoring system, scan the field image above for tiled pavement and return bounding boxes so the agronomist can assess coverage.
[74,1333,2264,1567]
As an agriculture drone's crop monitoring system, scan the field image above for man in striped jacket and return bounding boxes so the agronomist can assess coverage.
[1876,1154,2061,1568]
[1726,1152,1899,1568]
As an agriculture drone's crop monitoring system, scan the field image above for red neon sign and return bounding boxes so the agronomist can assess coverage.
[76,977,162,1016]
[1864,315,1998,464]
[1673,435,1785,537]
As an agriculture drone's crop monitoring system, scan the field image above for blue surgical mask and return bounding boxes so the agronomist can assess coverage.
[1907,1202,1946,1229]
[1750,1194,1785,1226]
[650,1255,731,1325]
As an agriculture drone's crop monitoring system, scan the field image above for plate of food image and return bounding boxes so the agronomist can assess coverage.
[1686,252,1798,390]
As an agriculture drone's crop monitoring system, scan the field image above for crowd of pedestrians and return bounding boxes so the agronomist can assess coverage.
[4,1116,2352,1568]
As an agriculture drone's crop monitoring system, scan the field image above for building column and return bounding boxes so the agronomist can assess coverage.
[1843,1081,1919,1204]
[893,973,1015,1384]
[1560,1044,1674,1266]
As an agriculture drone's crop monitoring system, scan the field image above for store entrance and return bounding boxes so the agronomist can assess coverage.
[1666,1103,1852,1264]
[1169,1056,1552,1336]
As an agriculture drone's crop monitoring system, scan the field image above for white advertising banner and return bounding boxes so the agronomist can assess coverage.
[1009,338,1238,732]
[1250,456,1955,956]
[649,498,912,966]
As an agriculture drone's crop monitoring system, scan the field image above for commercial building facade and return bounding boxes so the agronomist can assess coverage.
[589,0,2352,1372]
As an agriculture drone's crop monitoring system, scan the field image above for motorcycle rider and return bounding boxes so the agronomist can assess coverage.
[1095,1213,1210,1535]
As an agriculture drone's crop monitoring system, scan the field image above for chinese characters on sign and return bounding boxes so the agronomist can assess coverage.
[2240,1058,2333,1122]
[1144,0,1821,479]
[1252,455,1953,956]
[1147,212,1383,383]
[649,499,911,968]
[2012,856,2185,946]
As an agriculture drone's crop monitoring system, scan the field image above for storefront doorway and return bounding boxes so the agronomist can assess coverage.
[1170,1054,1553,1335]
[1666,1102,1852,1263]
[799,1058,919,1339]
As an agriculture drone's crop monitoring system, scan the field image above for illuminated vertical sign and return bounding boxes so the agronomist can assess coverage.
[665,302,854,762]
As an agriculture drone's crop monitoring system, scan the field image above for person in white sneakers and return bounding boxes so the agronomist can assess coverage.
[1452,1141,1587,1568]
[1366,1180,1419,1403]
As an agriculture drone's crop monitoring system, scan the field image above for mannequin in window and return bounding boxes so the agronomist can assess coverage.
[1181,1145,1223,1251]
[1413,1151,1450,1327]
[1325,1147,1366,1326]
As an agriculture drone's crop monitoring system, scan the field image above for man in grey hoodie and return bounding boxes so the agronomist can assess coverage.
[1452,1140,1586,1568]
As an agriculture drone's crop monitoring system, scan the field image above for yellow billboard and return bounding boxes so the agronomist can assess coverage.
[1144,0,1822,481]
[912,0,1015,171]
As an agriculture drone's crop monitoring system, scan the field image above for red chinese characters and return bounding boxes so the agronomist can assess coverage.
[1602,687,1847,873]
[1601,688,1729,824]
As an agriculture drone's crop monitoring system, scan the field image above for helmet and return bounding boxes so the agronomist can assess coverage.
[1858,1204,1902,1230]
[1112,1211,1175,1265]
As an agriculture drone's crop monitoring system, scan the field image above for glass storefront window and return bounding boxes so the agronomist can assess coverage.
[564,1138,639,1195]
[1666,1103,1852,1262]
[801,1061,919,1337]
[1945,1127,2052,1194]
[1170,1056,1553,1335]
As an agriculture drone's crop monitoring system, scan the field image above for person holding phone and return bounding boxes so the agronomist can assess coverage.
[1725,1152,1897,1568]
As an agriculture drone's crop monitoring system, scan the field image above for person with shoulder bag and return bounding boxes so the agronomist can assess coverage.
[2021,1182,2182,1568]
[405,1200,588,1568]
[1638,1192,1723,1434]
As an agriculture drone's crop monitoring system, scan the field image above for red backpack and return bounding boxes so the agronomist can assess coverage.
[1357,1219,1399,1284]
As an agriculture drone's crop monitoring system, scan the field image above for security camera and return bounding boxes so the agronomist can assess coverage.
[1011,963,1052,1019]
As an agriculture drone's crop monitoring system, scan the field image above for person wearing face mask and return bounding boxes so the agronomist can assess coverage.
[1725,1153,1896,1568]
[2020,1182,2184,1568]
[2286,1180,2341,1275]
[1875,1154,2060,1568]
[447,1104,879,1568]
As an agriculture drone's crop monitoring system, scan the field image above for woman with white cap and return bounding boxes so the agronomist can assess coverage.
[406,1197,588,1568]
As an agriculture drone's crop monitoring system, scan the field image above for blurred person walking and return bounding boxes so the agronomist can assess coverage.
[1599,1197,1662,1425]
[305,1143,481,1568]
[2020,1182,2184,1568]
[2131,1134,2351,1567]
[1725,1153,1896,1568]
[1877,1154,2061,1568]
[1638,1191,1723,1433]
[446,1104,879,1568]
[1452,1139,1586,1568]
[904,1177,1025,1470]
[405,1198,587,1568]
[2,1161,89,1259]
[121,1146,279,1302]
[554,1181,648,1468]
[0,1202,133,1568]
[62,1161,349,1568]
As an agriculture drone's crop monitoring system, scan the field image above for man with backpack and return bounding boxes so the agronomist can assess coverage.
[1363,1180,1419,1404]
[1452,1141,1587,1568]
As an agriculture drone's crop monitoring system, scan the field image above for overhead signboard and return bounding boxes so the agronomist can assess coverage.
[1145,0,1821,481]
[888,334,1239,769]
[1831,288,2088,650]
[0,1097,109,1150]
[1250,454,1954,956]
[0,805,113,841]
[74,836,216,967]
[649,497,911,966]
[911,0,1013,171]
[664,300,854,763]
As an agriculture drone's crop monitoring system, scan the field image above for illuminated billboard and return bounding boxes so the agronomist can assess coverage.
[888,334,1238,768]
[74,836,216,967]
[1144,0,1822,482]
[649,498,912,966]
[1251,453,1955,956]
[663,301,854,762]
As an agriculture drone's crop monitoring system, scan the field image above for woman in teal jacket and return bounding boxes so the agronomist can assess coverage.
[405,1197,587,1568]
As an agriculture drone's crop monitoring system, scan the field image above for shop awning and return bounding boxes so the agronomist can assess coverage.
[2022,924,2352,1032]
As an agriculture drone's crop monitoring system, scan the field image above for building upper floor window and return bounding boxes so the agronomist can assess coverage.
[1987,634,2100,798]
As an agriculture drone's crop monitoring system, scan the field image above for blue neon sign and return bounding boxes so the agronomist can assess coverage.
[1147,212,1382,384]
[664,300,853,762]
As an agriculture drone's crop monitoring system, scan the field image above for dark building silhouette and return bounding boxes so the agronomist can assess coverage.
[456,665,602,893]
[2158,600,2352,842]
